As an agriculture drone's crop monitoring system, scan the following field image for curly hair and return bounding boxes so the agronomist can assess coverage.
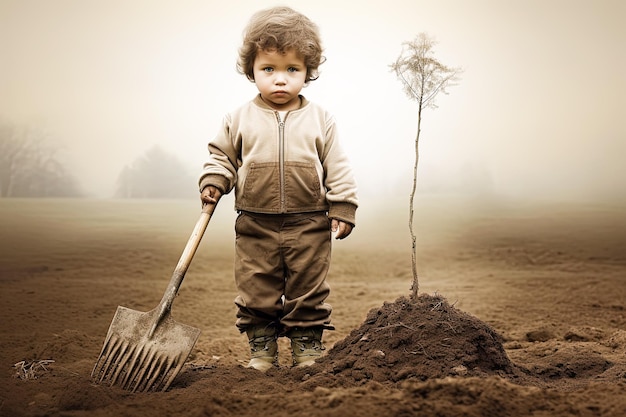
[237,6,325,83]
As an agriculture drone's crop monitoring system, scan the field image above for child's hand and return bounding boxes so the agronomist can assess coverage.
[331,219,353,240]
[200,186,222,206]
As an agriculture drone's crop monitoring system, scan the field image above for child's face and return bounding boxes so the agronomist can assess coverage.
[253,48,307,111]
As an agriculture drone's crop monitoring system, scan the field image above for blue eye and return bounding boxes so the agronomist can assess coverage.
[287,67,298,72]
[263,67,274,73]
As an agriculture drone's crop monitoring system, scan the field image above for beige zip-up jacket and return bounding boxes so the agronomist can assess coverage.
[199,95,358,226]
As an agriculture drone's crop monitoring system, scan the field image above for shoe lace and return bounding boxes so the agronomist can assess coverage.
[292,335,324,354]
[249,335,275,353]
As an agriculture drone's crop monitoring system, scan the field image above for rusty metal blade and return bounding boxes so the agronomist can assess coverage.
[91,306,200,392]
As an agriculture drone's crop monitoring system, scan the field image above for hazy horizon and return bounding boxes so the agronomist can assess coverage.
[1,0,624,203]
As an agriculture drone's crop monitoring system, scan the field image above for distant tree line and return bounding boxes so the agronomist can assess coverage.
[115,145,197,199]
[1,121,197,199]
[0,121,83,198]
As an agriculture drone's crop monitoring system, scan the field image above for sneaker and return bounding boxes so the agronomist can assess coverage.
[288,327,324,367]
[245,324,278,372]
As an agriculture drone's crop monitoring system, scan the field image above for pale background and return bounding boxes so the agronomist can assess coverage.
[1,0,624,202]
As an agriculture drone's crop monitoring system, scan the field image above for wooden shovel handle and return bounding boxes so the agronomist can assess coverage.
[148,202,217,338]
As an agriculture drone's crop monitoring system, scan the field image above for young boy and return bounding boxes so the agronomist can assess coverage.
[199,6,358,371]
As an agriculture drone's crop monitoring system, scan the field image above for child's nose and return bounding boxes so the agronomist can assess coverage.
[274,72,287,84]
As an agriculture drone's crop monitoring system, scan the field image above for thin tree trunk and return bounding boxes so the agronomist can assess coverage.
[409,104,422,301]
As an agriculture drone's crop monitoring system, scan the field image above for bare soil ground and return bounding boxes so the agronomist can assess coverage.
[1,195,625,417]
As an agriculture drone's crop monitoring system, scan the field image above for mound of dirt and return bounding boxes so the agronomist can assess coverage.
[313,293,516,384]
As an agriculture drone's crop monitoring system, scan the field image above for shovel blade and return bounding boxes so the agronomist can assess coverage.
[92,306,200,392]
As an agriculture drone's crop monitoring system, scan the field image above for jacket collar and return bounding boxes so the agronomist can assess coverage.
[252,94,309,111]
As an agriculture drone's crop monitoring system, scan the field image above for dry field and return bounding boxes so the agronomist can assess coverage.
[1,195,625,416]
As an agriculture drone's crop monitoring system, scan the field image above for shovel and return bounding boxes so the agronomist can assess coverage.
[91,203,216,392]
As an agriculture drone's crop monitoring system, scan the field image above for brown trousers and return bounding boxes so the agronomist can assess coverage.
[233,211,333,332]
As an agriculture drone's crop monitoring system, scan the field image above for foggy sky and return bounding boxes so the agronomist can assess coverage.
[1,0,624,202]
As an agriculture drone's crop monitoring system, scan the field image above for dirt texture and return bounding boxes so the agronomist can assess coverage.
[1,197,625,417]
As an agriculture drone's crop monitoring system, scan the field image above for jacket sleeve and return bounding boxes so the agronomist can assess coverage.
[198,114,240,194]
[321,115,358,226]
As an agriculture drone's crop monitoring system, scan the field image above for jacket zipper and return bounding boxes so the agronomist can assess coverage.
[276,111,286,212]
